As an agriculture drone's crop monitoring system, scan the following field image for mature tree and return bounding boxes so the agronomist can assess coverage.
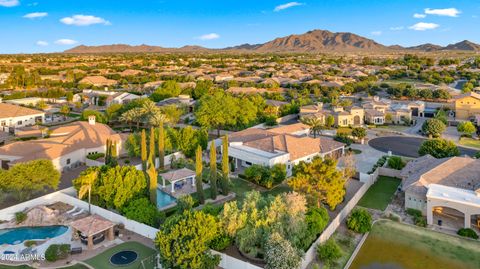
[150,80,181,102]
[301,116,324,138]
[65,91,74,102]
[77,169,99,214]
[325,115,335,128]
[418,138,460,158]
[141,129,147,171]
[195,145,205,204]
[81,110,107,124]
[195,92,237,137]
[105,103,123,123]
[220,135,230,195]
[120,107,143,129]
[36,100,47,110]
[346,208,372,233]
[158,124,165,169]
[160,104,183,124]
[60,104,70,120]
[122,197,164,227]
[288,157,346,210]
[458,121,477,137]
[1,159,60,200]
[434,109,448,125]
[265,232,302,269]
[209,140,218,200]
[155,210,220,269]
[351,127,367,140]
[421,118,446,138]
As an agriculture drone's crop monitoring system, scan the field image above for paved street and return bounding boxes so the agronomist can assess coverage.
[369,136,478,158]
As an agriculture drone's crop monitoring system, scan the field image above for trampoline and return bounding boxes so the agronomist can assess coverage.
[110,250,138,266]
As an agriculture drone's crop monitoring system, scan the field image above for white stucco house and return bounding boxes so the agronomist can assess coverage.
[228,123,345,176]
[0,116,124,171]
[0,103,45,132]
[400,155,480,230]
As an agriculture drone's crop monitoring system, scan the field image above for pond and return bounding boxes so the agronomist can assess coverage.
[349,220,480,269]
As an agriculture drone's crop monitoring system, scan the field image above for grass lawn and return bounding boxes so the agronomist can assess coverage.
[376,124,409,132]
[350,220,480,269]
[85,241,156,269]
[357,176,401,211]
[0,264,88,269]
[459,137,480,149]
[336,127,352,135]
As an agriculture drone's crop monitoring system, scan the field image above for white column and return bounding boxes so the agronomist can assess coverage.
[171,181,175,193]
[464,212,471,228]
[162,177,165,188]
[427,202,433,226]
[192,176,195,186]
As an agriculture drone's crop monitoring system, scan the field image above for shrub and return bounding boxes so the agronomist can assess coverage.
[457,228,479,239]
[209,234,232,251]
[406,208,426,227]
[382,211,401,222]
[475,152,480,159]
[24,240,37,247]
[346,208,372,233]
[202,203,223,216]
[244,164,286,188]
[122,198,165,227]
[15,212,27,224]
[306,206,330,237]
[418,138,460,158]
[86,152,105,160]
[45,244,70,262]
[334,134,353,146]
[316,238,343,266]
[421,118,446,138]
[387,156,405,170]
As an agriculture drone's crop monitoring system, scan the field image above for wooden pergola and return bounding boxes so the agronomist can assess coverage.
[70,214,115,250]
[159,168,196,193]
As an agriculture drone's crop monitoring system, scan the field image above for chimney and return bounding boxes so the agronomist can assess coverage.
[88,115,96,125]
[104,87,108,91]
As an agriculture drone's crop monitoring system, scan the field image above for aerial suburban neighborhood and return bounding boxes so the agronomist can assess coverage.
[1,1,480,269]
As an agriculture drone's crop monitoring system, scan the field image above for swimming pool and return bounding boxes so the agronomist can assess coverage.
[156,189,177,209]
[0,225,68,245]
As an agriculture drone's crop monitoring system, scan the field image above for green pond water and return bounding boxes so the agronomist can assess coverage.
[350,221,480,269]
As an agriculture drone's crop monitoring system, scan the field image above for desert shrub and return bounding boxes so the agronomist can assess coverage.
[45,244,70,262]
[15,212,27,224]
[387,156,405,170]
[316,238,343,266]
[346,208,372,233]
[457,228,479,239]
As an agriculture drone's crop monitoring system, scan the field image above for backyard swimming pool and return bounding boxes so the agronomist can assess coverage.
[0,225,68,245]
[156,189,177,209]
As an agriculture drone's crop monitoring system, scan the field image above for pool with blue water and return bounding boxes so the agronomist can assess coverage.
[0,225,68,245]
[156,189,177,209]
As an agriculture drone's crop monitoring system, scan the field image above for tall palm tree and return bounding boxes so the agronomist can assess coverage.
[301,116,325,138]
[150,111,169,127]
[78,170,98,214]
[140,100,161,127]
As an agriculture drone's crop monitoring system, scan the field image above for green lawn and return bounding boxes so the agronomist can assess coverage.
[350,220,480,269]
[85,241,157,269]
[376,124,409,132]
[459,137,480,149]
[357,176,401,211]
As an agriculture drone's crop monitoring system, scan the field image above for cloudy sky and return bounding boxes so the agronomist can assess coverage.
[0,0,478,53]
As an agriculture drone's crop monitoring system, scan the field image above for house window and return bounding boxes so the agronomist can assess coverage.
[66,159,71,165]
[17,121,22,125]
[245,161,252,166]
[1,121,5,126]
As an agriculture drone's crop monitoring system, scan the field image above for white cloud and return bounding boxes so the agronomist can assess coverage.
[409,22,439,31]
[54,39,78,45]
[274,2,304,12]
[371,31,382,36]
[425,8,460,17]
[36,41,48,46]
[198,33,220,40]
[413,13,426,19]
[389,26,404,31]
[60,15,110,26]
[23,12,48,19]
[0,0,19,7]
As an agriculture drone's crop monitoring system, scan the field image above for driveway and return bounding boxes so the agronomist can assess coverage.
[369,136,478,158]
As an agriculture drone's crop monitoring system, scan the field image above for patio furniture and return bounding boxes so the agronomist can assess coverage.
[71,209,85,217]
[71,247,83,255]
[66,206,78,214]
[70,214,115,250]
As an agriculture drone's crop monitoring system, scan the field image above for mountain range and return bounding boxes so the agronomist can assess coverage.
[64,29,480,53]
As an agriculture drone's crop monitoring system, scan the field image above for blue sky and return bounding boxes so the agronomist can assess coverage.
[0,0,479,53]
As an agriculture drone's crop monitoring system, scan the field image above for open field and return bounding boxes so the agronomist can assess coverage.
[357,176,401,211]
[350,220,480,269]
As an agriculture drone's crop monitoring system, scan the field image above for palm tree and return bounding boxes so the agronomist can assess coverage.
[120,108,144,130]
[140,100,161,127]
[301,116,324,138]
[78,170,98,214]
[149,111,169,127]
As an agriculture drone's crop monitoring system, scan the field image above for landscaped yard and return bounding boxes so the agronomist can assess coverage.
[459,137,480,149]
[350,220,480,269]
[85,242,157,269]
[357,176,401,211]
[375,124,409,132]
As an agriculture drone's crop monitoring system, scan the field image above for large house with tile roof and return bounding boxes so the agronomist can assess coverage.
[228,123,345,176]
[0,103,45,132]
[0,116,124,171]
[400,155,480,229]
